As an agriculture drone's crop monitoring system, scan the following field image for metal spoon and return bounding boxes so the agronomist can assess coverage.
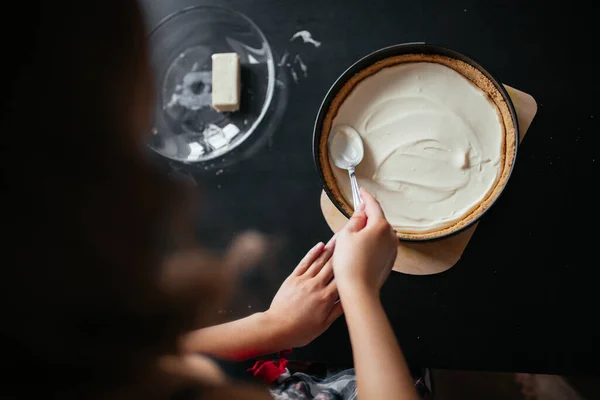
[328,124,364,209]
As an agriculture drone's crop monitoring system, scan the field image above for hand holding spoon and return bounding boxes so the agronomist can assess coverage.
[328,124,364,209]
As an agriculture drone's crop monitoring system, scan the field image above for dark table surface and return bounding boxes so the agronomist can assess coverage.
[141,0,599,375]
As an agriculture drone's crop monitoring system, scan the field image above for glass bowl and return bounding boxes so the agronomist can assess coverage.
[148,6,276,163]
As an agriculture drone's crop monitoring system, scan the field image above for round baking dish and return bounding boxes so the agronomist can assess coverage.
[313,43,519,241]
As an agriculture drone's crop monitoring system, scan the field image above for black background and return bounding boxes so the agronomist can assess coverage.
[141,0,600,374]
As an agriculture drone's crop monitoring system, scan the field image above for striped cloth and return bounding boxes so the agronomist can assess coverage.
[269,368,432,400]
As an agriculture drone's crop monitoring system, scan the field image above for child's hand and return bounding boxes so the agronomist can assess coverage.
[333,188,397,297]
[266,239,342,349]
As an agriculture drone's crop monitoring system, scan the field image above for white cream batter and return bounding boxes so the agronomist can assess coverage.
[330,62,503,233]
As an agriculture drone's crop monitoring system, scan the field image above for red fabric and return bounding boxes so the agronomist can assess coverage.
[248,350,292,384]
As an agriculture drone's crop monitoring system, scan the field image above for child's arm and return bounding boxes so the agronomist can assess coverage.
[180,240,342,360]
[334,189,419,400]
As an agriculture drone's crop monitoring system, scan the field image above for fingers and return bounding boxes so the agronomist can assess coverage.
[324,233,337,251]
[305,239,336,277]
[344,201,368,233]
[360,189,396,239]
[359,188,385,222]
[326,302,344,326]
[325,277,339,298]
[316,260,334,285]
[343,188,385,233]
[293,242,325,276]
[295,235,337,277]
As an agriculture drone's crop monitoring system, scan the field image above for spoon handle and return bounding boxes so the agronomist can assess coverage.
[348,166,363,210]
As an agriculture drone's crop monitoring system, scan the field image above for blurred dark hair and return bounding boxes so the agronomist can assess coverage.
[0,1,256,398]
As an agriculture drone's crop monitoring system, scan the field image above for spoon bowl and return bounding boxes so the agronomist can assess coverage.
[328,124,364,209]
[328,124,364,169]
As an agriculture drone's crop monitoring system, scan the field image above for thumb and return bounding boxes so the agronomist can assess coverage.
[359,188,385,224]
[344,202,367,232]
[326,302,344,326]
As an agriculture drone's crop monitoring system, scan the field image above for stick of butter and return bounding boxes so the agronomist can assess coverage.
[211,53,241,112]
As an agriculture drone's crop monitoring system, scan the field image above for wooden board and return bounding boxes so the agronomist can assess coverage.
[320,85,537,275]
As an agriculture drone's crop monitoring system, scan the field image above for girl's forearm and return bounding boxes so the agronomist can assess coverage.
[180,312,285,360]
[341,283,419,400]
